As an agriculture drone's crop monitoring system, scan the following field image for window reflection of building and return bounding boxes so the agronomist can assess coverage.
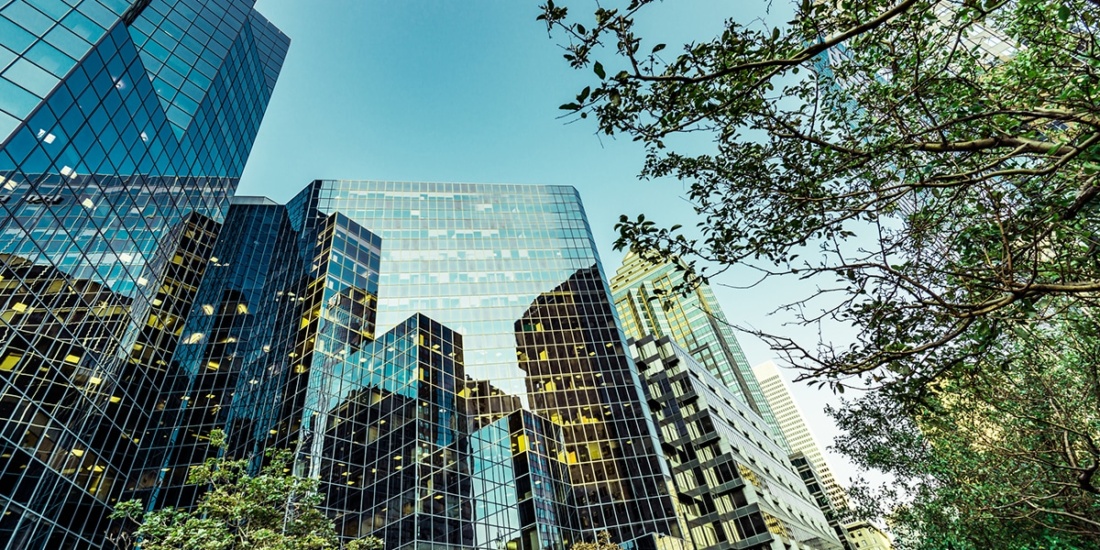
[465,377,579,550]
[0,209,221,547]
[0,253,134,543]
[516,266,685,547]
[320,314,472,548]
[140,203,383,514]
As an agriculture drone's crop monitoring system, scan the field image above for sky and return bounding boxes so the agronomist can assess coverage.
[241,0,867,488]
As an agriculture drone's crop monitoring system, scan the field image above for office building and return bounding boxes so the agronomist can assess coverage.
[611,252,787,449]
[631,335,842,550]
[753,361,850,516]
[790,452,852,549]
[843,521,892,550]
[151,181,689,550]
[0,0,288,546]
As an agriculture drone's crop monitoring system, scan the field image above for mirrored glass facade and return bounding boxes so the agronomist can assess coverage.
[0,0,287,546]
[631,335,842,550]
[611,253,787,450]
[168,181,691,550]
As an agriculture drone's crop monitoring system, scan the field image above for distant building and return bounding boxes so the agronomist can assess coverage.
[844,521,892,550]
[632,335,843,550]
[611,252,787,449]
[753,361,850,516]
[790,452,853,550]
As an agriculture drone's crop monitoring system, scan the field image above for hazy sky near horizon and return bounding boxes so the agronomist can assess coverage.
[241,0,869,488]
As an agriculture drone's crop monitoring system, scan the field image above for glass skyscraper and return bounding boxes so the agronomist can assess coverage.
[610,252,787,450]
[160,180,689,550]
[0,0,288,547]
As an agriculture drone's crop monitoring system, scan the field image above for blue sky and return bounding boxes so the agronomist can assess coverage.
[243,0,865,486]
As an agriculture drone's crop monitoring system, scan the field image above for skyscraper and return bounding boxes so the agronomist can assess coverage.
[0,0,288,547]
[610,252,787,450]
[753,361,849,516]
[156,180,689,550]
[631,335,842,550]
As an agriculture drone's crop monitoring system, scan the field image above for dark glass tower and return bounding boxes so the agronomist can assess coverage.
[173,181,690,550]
[0,1,288,547]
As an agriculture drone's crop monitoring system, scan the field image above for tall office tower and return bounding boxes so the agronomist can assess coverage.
[753,361,850,517]
[842,521,892,550]
[631,335,842,550]
[157,181,689,550]
[790,453,852,549]
[611,252,787,450]
[0,1,288,547]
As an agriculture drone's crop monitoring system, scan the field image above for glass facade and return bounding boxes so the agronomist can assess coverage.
[164,180,690,550]
[610,252,787,450]
[0,1,288,547]
[311,180,686,548]
[631,335,842,550]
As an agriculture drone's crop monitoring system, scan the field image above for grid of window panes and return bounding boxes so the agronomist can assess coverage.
[468,408,579,550]
[0,0,133,138]
[318,314,471,548]
[302,180,688,548]
[631,335,842,550]
[133,200,297,511]
[0,1,287,546]
[611,253,788,452]
[139,200,382,515]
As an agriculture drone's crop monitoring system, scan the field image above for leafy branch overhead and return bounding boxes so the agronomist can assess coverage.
[832,311,1100,548]
[540,0,1100,395]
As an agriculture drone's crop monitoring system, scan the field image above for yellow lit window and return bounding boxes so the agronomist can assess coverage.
[0,353,21,372]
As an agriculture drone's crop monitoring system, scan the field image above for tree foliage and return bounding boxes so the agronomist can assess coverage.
[109,430,383,550]
[540,0,1100,395]
[570,531,623,550]
[831,309,1100,548]
[539,0,1100,542]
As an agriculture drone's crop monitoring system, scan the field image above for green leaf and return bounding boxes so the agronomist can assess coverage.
[652,43,666,53]
[594,61,606,79]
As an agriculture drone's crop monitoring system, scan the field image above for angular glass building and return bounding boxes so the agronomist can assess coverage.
[610,252,787,450]
[164,180,690,550]
[0,0,288,547]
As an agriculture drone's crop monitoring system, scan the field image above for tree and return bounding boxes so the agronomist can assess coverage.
[831,309,1100,548]
[570,531,623,550]
[538,0,1100,542]
[109,430,383,550]
[539,0,1100,394]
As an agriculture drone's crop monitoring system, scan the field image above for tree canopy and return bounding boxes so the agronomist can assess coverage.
[832,310,1100,548]
[539,0,1100,543]
[109,430,383,550]
[540,0,1100,395]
